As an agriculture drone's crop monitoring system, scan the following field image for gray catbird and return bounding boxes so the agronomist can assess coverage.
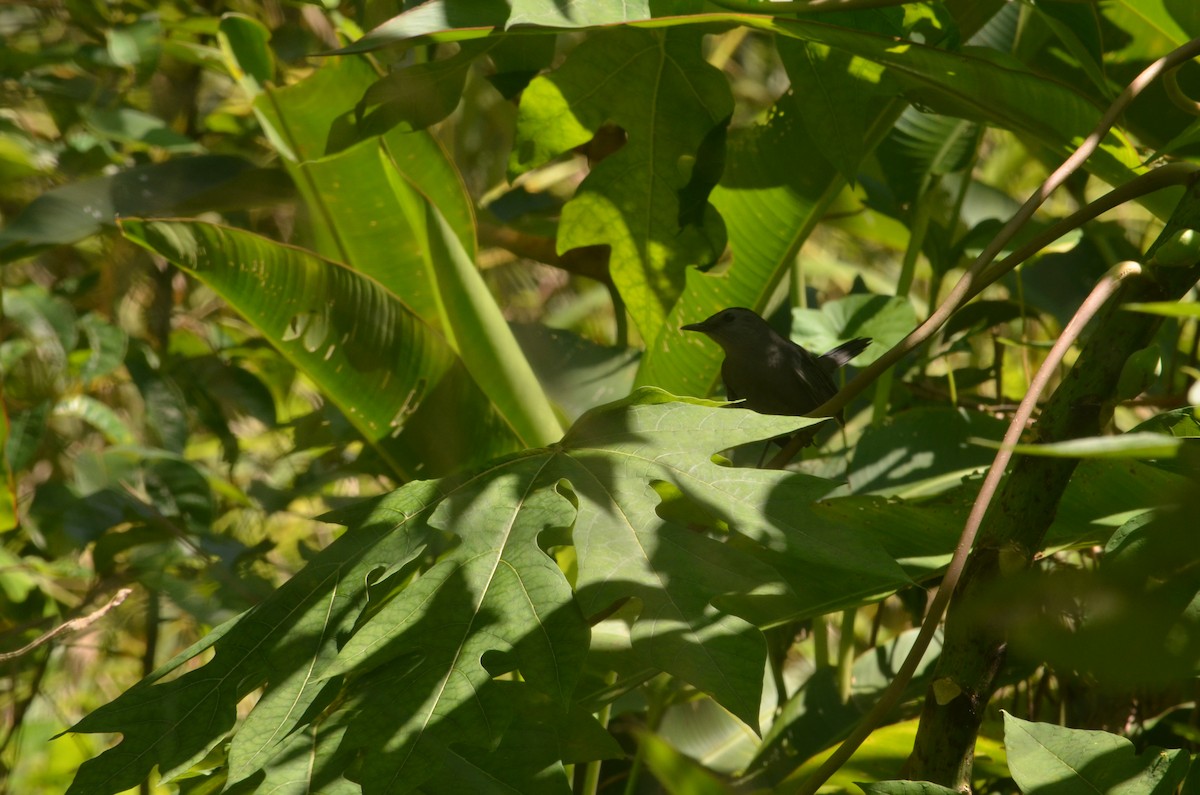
[681,307,870,424]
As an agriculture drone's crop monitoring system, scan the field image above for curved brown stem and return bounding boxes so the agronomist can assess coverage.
[477,222,613,287]
[1164,64,1200,116]
[0,588,133,663]
[789,262,1141,795]
[777,39,1200,467]
[764,163,1196,471]
[779,34,1200,794]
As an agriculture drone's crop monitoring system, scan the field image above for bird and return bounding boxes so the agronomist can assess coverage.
[681,307,871,425]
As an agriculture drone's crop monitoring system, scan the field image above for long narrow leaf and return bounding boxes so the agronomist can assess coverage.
[424,201,563,446]
[119,218,522,479]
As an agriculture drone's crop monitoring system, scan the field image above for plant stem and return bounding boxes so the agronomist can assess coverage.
[813,613,830,668]
[836,609,857,703]
[581,671,617,795]
[793,259,1146,795]
[783,34,1200,788]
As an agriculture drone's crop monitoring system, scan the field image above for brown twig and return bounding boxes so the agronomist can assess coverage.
[790,261,1141,795]
[777,39,1200,468]
[477,223,613,287]
[781,34,1200,795]
[0,588,133,664]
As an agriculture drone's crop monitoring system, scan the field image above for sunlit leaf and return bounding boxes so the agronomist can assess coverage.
[970,432,1186,459]
[68,390,915,793]
[511,26,732,342]
[118,218,522,478]
[1004,713,1189,794]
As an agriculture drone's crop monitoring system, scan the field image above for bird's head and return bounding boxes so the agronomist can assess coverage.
[681,307,774,351]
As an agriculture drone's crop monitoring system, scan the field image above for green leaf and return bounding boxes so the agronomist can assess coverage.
[486,35,556,98]
[637,92,855,396]
[3,284,77,359]
[69,390,911,792]
[778,36,895,183]
[358,41,490,132]
[258,63,476,330]
[511,27,732,342]
[0,156,291,263]
[877,107,982,205]
[848,407,1007,497]
[77,313,128,385]
[1128,406,1200,438]
[1164,0,1200,37]
[1124,301,1200,319]
[656,693,757,775]
[971,432,1187,460]
[1027,0,1110,99]
[779,718,1008,793]
[1047,458,1192,549]
[1003,712,1189,795]
[791,294,919,367]
[425,201,563,446]
[642,729,735,795]
[125,345,189,454]
[254,55,378,162]
[118,218,522,478]
[106,17,161,70]
[285,129,474,328]
[1102,0,1192,61]
[763,16,1147,199]
[218,13,274,97]
[331,1,504,54]
[333,0,675,54]
[510,323,641,422]
[51,396,135,446]
[343,12,1153,215]
[559,391,911,630]
[858,782,961,795]
[1115,344,1162,402]
[261,67,560,447]
[81,106,202,153]
[4,404,49,473]
[749,627,945,787]
[0,395,15,532]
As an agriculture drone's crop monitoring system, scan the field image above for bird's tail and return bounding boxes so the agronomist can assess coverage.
[818,337,871,373]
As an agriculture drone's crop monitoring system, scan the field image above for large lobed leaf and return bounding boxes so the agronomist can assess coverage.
[68,389,915,794]
[334,6,1165,401]
[510,26,733,344]
[638,91,853,397]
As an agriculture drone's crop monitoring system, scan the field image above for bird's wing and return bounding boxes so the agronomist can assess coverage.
[786,343,845,421]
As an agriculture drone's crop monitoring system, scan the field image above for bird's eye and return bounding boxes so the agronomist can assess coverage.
[722,313,733,323]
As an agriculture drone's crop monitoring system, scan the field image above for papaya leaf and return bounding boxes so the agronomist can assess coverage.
[511,26,732,342]
[640,90,879,397]
[68,390,913,793]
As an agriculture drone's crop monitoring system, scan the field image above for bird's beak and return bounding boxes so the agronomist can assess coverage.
[680,321,707,332]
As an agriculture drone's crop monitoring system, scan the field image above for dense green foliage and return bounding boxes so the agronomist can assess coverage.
[1,0,1198,793]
